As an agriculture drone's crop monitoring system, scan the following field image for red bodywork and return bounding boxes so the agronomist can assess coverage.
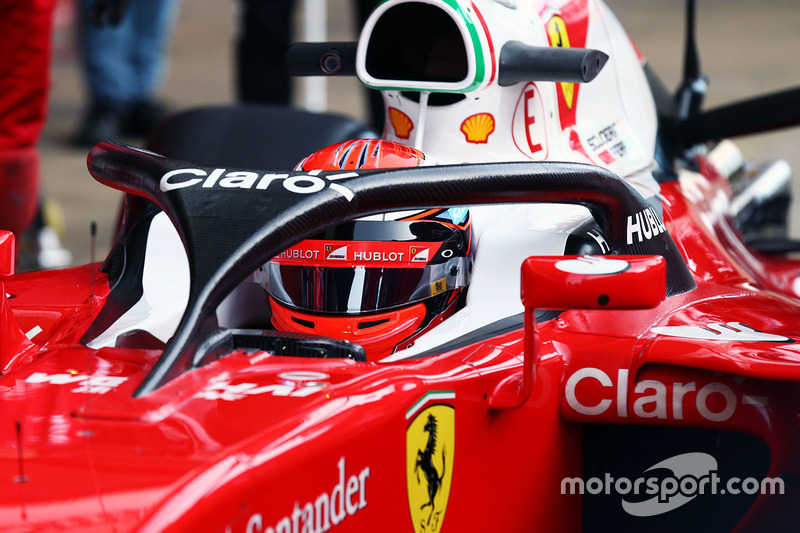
[1,150,799,532]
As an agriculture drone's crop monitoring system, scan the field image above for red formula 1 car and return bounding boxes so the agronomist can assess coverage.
[3,0,800,531]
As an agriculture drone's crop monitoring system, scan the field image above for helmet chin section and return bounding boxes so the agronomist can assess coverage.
[269,297,426,360]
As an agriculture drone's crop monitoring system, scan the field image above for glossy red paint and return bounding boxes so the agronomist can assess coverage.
[0,205,794,532]
[521,255,666,310]
[269,297,427,360]
[4,4,800,533]
[3,158,800,531]
[0,230,13,277]
[3,154,797,530]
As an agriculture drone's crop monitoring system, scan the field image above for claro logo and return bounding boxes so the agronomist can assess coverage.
[564,368,768,422]
[160,168,358,201]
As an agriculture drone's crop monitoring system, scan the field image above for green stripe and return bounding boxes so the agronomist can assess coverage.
[406,390,457,418]
[442,0,486,92]
[364,0,486,93]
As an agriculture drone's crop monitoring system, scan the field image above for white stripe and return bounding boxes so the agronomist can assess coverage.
[405,391,456,420]
[742,395,769,406]
[25,325,43,339]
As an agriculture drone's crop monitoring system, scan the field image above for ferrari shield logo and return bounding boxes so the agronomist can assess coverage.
[325,244,347,260]
[406,404,455,533]
[547,15,575,109]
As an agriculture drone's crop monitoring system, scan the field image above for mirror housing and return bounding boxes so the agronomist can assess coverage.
[0,231,14,279]
[521,255,667,310]
[0,230,32,374]
[488,255,667,410]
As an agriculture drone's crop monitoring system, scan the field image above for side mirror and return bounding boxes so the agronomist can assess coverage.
[520,255,667,310]
[0,230,31,374]
[0,230,13,278]
[488,255,667,410]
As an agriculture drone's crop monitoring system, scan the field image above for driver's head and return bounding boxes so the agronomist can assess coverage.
[263,139,473,360]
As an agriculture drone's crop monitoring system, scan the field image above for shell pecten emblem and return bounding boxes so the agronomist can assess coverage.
[389,107,414,139]
[406,402,455,533]
[460,113,495,144]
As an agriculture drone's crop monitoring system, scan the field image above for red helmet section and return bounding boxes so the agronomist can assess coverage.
[270,297,427,360]
[269,139,470,362]
[296,139,428,171]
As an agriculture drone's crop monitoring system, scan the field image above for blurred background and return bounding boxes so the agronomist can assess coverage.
[39,0,800,266]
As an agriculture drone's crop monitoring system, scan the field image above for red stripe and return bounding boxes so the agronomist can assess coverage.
[471,2,496,85]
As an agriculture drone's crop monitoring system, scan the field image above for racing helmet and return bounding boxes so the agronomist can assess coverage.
[264,139,474,360]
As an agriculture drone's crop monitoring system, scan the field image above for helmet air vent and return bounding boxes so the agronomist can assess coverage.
[358,318,392,330]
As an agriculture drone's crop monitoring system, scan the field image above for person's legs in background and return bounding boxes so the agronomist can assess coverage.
[74,0,136,146]
[0,1,54,265]
[128,0,180,136]
[73,0,178,146]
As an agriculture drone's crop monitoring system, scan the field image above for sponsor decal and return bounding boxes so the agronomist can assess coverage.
[430,278,447,297]
[277,248,322,261]
[651,322,793,343]
[195,373,329,401]
[410,247,430,263]
[241,457,370,533]
[352,250,405,262]
[160,168,358,201]
[626,207,666,245]
[460,113,495,144]
[564,367,768,422]
[446,208,469,225]
[389,107,414,139]
[546,16,575,109]
[24,372,128,394]
[274,242,444,267]
[512,83,547,160]
[406,398,455,533]
[540,3,588,130]
[586,122,627,164]
[555,256,629,275]
[562,452,783,516]
[578,119,646,170]
[325,245,348,261]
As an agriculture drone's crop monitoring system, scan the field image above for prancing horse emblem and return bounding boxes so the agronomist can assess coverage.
[406,402,454,533]
[416,414,446,524]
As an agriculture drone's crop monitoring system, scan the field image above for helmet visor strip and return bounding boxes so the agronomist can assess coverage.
[266,257,469,314]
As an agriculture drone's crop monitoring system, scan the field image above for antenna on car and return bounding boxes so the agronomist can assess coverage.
[675,0,706,121]
[14,421,27,484]
[673,0,800,146]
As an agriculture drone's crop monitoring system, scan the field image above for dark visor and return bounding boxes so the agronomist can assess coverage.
[266,257,469,314]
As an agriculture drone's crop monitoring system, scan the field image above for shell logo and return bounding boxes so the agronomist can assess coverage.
[389,107,414,139]
[460,113,495,144]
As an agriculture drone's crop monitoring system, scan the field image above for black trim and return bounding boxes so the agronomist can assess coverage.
[498,41,608,86]
[583,424,770,533]
[194,328,367,364]
[80,195,161,345]
[399,310,560,360]
[564,218,608,256]
[87,144,694,395]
